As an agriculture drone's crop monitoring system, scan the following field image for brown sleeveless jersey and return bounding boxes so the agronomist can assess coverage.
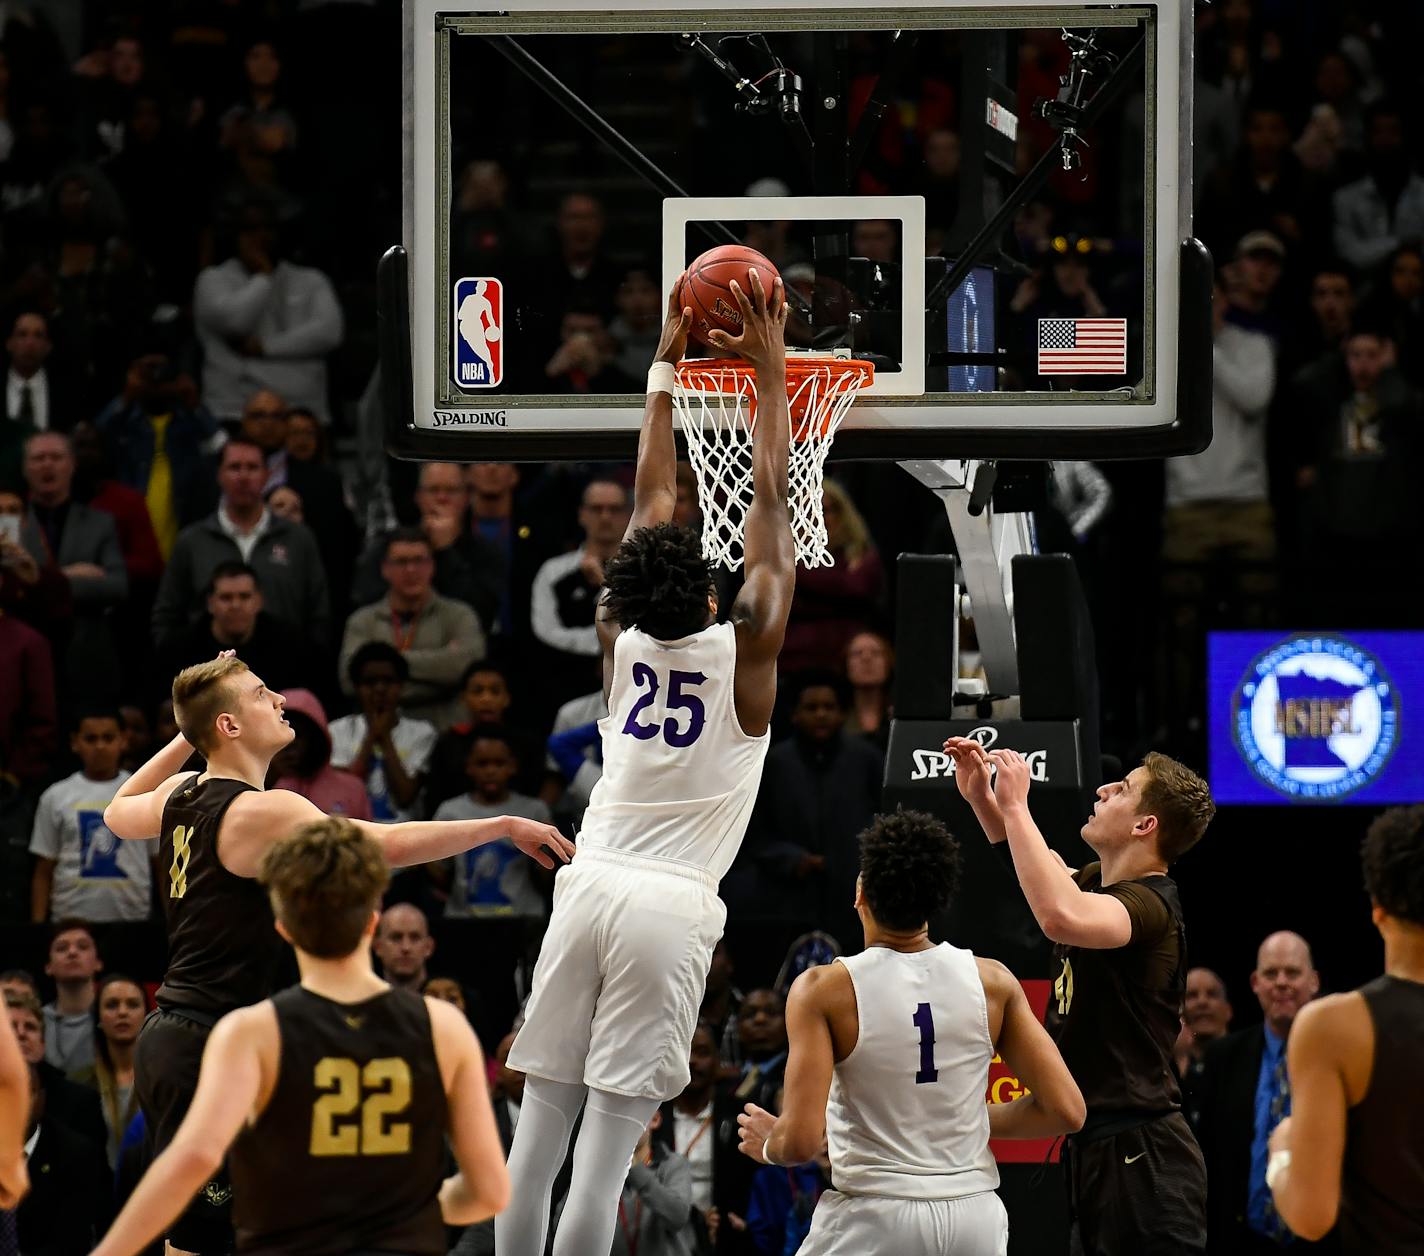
[1339,974,1424,1254]
[1045,862,1187,1129]
[155,775,287,1015]
[231,986,448,1256]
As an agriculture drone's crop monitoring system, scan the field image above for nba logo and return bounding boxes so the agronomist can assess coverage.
[452,277,504,389]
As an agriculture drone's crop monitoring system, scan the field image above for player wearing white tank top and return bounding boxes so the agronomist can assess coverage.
[737,810,1086,1256]
[499,272,797,1256]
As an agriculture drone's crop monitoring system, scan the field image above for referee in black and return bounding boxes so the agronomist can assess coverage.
[946,737,1215,1254]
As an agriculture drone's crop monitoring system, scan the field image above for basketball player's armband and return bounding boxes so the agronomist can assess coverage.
[647,362,676,396]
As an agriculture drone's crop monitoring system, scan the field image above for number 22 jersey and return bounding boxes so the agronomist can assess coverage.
[578,622,770,878]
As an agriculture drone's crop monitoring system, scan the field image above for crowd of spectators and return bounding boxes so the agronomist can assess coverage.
[1,2,1420,1252]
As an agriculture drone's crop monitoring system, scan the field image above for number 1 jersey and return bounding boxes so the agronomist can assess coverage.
[579,622,770,878]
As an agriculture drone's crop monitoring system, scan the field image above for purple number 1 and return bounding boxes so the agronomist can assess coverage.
[912,1003,938,1084]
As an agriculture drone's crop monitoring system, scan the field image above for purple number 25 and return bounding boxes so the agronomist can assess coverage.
[621,664,708,748]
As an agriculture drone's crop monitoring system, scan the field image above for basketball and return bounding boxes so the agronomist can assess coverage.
[678,245,781,348]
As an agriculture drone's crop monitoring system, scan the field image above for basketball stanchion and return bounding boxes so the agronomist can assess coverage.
[673,354,874,570]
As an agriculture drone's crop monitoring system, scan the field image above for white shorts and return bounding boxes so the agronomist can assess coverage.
[507,844,726,1101]
[800,1190,1008,1256]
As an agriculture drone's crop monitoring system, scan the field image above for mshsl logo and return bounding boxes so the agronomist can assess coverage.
[1233,635,1398,801]
[452,277,504,389]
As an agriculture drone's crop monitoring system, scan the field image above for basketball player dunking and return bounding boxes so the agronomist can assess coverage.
[105,654,571,1254]
[495,273,795,1256]
[736,810,1086,1256]
[1266,805,1424,1253]
[92,817,510,1256]
[946,738,1215,1255]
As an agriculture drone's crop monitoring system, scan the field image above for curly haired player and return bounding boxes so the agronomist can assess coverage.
[497,271,796,1256]
[1266,805,1424,1253]
[736,810,1085,1256]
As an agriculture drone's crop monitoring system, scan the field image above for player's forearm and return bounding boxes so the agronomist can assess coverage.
[439,1173,502,1226]
[104,734,192,836]
[765,1113,823,1166]
[750,365,789,501]
[91,1142,221,1256]
[988,1093,1080,1140]
[1269,1161,1339,1241]
[631,390,677,524]
[360,816,512,869]
[1002,802,1080,932]
[964,792,1009,844]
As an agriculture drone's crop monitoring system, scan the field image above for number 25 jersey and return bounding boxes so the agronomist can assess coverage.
[579,622,770,878]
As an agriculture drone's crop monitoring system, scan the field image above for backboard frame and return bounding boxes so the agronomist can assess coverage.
[387,0,1211,463]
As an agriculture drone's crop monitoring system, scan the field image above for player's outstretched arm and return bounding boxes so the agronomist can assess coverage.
[718,272,793,737]
[989,750,1130,948]
[431,998,511,1226]
[625,284,693,537]
[1267,993,1365,1240]
[981,959,1086,1140]
[736,966,836,1166]
[91,1007,271,1256]
[0,1013,29,1210]
[943,738,1008,843]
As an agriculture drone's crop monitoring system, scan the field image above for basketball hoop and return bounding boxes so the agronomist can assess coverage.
[674,355,874,570]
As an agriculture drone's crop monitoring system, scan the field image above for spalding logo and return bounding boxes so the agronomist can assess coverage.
[1232,634,1397,801]
[909,726,1048,782]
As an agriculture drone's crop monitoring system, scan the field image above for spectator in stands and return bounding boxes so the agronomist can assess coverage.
[4,992,43,1067]
[733,990,788,1115]
[1177,966,1233,1130]
[160,561,316,699]
[1306,50,1367,157]
[1332,99,1424,273]
[278,404,356,619]
[19,429,127,697]
[609,265,663,381]
[29,708,151,925]
[1163,275,1276,601]
[1196,932,1321,1253]
[372,902,436,991]
[426,661,545,812]
[218,38,300,197]
[193,201,344,422]
[843,630,894,748]
[466,461,557,641]
[265,483,302,522]
[780,480,883,674]
[409,462,504,629]
[450,158,534,285]
[0,596,57,786]
[117,704,150,773]
[329,641,438,822]
[73,31,149,160]
[544,307,638,393]
[748,672,883,949]
[1296,325,1424,623]
[70,420,163,595]
[700,942,744,1066]
[270,688,371,820]
[530,477,629,711]
[4,310,79,432]
[236,387,290,484]
[1281,261,1355,381]
[0,482,72,641]
[541,192,620,321]
[1359,242,1423,382]
[152,435,331,646]
[437,726,553,919]
[655,1023,757,1255]
[90,974,144,1168]
[1225,230,1287,339]
[745,1145,829,1256]
[95,346,221,559]
[423,977,466,1012]
[541,675,606,830]
[582,1111,696,1256]
[41,922,102,1077]
[340,527,485,728]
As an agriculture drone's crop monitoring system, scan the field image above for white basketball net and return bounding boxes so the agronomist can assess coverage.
[674,357,873,570]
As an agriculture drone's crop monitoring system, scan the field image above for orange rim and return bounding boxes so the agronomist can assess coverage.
[676,357,874,435]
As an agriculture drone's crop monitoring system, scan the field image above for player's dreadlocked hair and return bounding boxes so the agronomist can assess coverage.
[602,522,715,641]
[858,809,962,932]
[1363,805,1424,926]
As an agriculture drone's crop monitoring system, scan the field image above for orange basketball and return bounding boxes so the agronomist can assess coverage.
[678,245,781,349]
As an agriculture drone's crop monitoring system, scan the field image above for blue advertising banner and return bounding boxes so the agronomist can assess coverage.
[1209,631,1423,805]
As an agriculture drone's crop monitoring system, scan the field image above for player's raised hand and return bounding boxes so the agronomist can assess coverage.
[736,1103,777,1163]
[943,737,997,812]
[655,277,693,365]
[707,271,788,372]
[987,749,1032,809]
[505,817,576,869]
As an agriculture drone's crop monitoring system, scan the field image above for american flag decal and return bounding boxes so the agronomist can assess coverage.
[1037,318,1128,375]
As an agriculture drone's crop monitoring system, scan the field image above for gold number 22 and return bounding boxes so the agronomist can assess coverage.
[310,1057,412,1157]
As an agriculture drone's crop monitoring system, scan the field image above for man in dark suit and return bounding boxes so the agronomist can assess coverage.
[4,993,107,1155]
[16,1065,113,1256]
[4,312,85,434]
[1196,931,1334,1253]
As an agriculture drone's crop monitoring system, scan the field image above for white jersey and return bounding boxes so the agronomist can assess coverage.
[827,944,1000,1200]
[577,621,769,878]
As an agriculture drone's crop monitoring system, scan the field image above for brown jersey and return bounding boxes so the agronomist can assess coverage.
[156,775,287,1015]
[1339,975,1424,1254]
[1045,862,1186,1131]
[231,986,448,1256]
